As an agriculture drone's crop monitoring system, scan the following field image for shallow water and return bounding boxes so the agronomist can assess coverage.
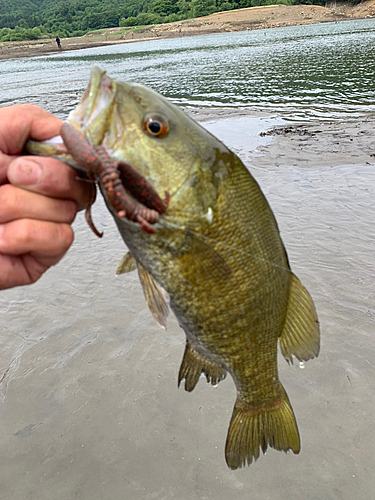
[1,18,375,120]
[0,20,375,500]
[1,111,374,499]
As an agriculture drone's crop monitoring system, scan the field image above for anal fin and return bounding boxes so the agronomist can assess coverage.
[280,273,320,364]
[178,340,227,392]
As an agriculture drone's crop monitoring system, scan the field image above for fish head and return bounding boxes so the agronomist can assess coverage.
[67,65,232,229]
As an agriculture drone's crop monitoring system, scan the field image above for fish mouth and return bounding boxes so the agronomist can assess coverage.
[68,65,116,145]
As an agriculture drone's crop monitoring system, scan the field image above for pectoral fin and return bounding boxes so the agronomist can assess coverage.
[115,252,137,274]
[186,229,232,282]
[280,273,320,364]
[116,253,169,328]
[137,263,170,329]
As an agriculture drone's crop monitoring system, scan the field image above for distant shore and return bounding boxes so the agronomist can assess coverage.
[0,2,374,62]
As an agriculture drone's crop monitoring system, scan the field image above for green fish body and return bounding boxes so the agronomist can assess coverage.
[28,66,319,469]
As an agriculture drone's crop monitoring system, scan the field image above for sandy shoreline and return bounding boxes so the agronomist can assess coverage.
[1,1,375,61]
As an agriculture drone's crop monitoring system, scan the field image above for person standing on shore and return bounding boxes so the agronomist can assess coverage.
[55,37,62,50]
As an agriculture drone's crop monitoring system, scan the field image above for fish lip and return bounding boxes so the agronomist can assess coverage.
[68,65,116,143]
[83,65,107,124]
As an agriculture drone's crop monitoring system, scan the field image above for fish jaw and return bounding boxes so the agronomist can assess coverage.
[67,65,117,147]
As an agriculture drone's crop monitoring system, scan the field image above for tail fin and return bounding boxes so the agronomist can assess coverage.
[225,386,300,470]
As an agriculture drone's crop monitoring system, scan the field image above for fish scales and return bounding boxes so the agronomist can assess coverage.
[27,65,320,469]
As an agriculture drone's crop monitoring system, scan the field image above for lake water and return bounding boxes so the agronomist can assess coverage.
[1,19,375,500]
[1,18,375,120]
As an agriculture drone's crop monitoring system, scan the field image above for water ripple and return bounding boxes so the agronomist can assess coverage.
[1,19,375,120]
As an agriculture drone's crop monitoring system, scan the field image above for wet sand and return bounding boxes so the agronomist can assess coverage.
[1,1,375,61]
[189,107,375,168]
[0,111,375,498]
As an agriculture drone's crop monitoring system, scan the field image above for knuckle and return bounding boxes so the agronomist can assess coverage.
[3,219,31,248]
[12,104,42,121]
[57,224,74,252]
[64,200,78,224]
[20,103,40,113]
[17,219,35,246]
[0,184,18,220]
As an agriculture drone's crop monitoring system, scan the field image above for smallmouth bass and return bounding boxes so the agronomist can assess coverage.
[28,66,320,469]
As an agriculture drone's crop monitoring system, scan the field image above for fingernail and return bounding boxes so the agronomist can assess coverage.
[8,158,43,186]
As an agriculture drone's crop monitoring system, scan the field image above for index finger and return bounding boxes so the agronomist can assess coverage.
[0,104,62,156]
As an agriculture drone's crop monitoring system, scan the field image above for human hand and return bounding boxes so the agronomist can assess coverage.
[0,104,90,290]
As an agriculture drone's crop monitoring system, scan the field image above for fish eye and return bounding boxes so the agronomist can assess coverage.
[144,115,169,138]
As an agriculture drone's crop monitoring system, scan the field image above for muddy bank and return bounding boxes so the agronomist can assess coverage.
[1,1,375,61]
[254,119,375,169]
[186,108,375,170]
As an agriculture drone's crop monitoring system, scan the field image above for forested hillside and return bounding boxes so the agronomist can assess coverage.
[0,0,359,42]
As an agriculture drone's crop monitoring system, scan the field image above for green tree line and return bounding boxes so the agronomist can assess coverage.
[0,0,360,42]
